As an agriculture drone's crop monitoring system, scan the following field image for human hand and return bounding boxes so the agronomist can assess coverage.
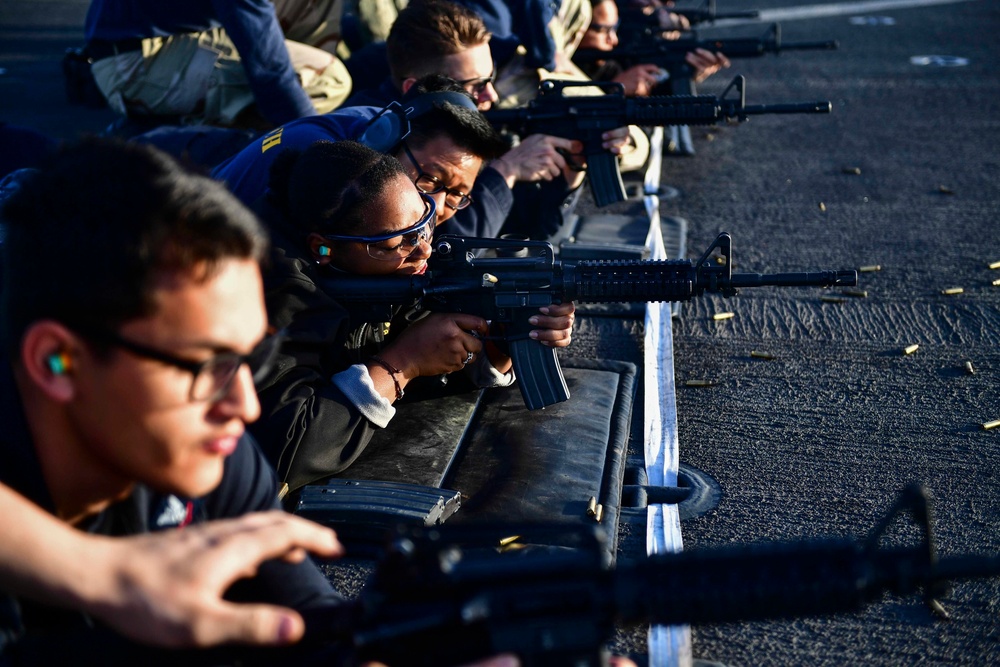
[381,312,489,378]
[656,9,690,33]
[600,125,631,155]
[88,512,343,648]
[614,64,667,97]
[528,301,576,348]
[687,48,731,83]
[490,134,580,187]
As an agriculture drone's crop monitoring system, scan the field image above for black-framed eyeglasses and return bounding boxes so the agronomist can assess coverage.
[400,143,474,211]
[72,325,285,403]
[322,192,436,261]
[457,67,496,97]
[587,22,619,35]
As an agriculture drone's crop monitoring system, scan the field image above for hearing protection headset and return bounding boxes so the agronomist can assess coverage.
[357,91,479,153]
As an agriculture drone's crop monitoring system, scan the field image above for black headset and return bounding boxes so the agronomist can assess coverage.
[357,91,478,153]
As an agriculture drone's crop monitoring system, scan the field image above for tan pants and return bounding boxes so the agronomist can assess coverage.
[354,0,409,44]
[272,0,344,54]
[91,27,350,126]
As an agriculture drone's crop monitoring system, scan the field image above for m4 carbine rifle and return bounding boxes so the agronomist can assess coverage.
[321,233,857,410]
[574,22,839,97]
[325,485,1000,667]
[484,76,830,207]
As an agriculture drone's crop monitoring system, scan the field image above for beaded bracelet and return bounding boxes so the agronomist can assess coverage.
[369,355,404,402]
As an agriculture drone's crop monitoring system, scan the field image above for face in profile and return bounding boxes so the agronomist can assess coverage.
[66,258,268,499]
[580,0,620,52]
[439,41,499,111]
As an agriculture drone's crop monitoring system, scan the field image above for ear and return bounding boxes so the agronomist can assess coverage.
[400,77,417,95]
[19,321,79,403]
[307,233,334,265]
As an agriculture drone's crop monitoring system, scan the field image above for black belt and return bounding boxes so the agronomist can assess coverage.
[85,38,144,61]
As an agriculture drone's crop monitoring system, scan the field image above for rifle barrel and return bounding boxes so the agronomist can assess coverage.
[740,101,832,115]
[780,39,840,51]
[675,9,761,21]
[563,261,857,303]
[730,270,857,288]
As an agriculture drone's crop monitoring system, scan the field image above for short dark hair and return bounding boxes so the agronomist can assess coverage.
[402,75,507,162]
[0,138,268,356]
[267,140,408,237]
[387,0,491,84]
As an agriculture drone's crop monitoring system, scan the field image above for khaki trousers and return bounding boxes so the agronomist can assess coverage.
[91,27,351,126]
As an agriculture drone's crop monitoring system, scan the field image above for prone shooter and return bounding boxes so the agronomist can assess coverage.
[574,22,840,97]
[322,233,858,410]
[484,77,832,207]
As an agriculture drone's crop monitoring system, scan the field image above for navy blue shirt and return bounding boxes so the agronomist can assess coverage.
[84,0,315,126]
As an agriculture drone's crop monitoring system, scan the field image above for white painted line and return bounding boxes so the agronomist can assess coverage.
[643,127,691,667]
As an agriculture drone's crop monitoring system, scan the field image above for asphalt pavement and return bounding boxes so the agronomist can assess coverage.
[2,1,998,665]
[573,1,1000,664]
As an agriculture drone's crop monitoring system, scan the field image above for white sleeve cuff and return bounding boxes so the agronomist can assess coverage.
[331,364,396,428]
[465,354,517,388]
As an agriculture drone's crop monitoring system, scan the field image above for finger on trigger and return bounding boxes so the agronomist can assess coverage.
[455,313,488,335]
[548,135,577,153]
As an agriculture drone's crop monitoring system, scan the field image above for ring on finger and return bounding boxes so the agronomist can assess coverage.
[464,351,474,365]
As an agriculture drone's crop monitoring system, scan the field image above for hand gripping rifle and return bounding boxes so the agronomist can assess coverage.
[574,22,839,97]
[323,485,1000,667]
[483,76,830,207]
[320,233,857,410]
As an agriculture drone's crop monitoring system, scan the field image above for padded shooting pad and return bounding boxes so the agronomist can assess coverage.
[333,388,481,488]
[329,358,636,564]
[444,358,636,565]
[567,213,686,259]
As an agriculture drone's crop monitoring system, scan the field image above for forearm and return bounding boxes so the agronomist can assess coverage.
[0,483,112,613]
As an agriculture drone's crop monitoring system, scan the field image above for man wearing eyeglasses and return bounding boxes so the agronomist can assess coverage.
[341,0,640,242]
[0,137,342,659]
[344,0,609,193]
